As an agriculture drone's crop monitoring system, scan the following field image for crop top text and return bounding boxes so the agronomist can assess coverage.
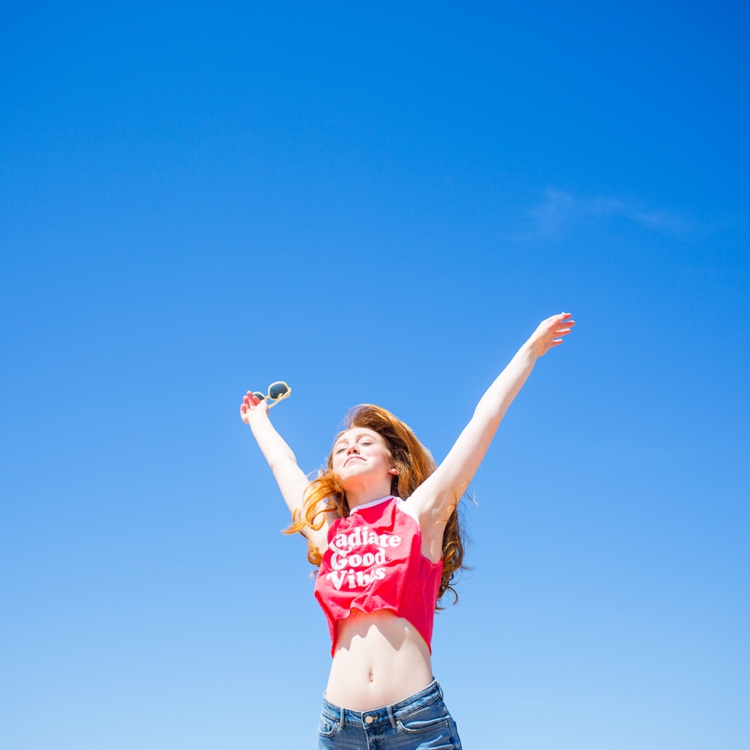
[313,495,443,656]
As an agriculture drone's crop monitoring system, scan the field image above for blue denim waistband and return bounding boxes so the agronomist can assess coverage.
[321,679,444,730]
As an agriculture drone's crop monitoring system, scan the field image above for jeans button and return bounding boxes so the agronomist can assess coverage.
[365,715,374,724]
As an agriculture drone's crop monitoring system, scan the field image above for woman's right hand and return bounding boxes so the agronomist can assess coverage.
[240,390,270,425]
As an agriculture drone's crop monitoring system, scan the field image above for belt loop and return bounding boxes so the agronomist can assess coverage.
[387,704,397,728]
[437,681,444,700]
[339,705,345,730]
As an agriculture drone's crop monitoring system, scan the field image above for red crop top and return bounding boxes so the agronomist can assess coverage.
[314,495,443,656]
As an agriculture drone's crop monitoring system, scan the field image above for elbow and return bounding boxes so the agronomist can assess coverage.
[268,452,298,473]
[472,402,505,428]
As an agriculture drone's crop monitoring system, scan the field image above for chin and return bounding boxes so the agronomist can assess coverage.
[338,464,369,480]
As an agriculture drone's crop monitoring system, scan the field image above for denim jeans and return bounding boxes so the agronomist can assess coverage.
[317,679,462,749]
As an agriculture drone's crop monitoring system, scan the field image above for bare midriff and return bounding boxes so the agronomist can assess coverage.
[324,608,434,711]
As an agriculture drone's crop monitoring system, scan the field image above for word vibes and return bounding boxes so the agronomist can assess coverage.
[325,525,402,591]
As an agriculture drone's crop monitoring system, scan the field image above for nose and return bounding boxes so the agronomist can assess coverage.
[347,445,360,455]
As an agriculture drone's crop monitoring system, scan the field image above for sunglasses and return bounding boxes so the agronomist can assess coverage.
[252,381,292,408]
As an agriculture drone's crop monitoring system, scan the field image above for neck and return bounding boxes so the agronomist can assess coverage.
[346,481,394,511]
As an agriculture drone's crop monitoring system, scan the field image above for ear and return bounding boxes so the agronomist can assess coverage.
[388,467,400,476]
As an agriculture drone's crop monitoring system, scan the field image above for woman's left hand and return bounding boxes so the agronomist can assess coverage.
[525,312,575,357]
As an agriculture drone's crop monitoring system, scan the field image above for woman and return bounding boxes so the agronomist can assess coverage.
[240,312,574,749]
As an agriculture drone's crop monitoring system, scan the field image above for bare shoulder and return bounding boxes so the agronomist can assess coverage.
[402,483,455,525]
[398,495,447,564]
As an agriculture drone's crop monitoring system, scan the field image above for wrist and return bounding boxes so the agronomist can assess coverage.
[248,409,272,433]
[517,340,540,363]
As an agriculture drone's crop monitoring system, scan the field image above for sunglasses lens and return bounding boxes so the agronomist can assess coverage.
[252,392,265,400]
[268,383,289,400]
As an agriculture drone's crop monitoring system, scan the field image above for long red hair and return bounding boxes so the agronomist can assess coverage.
[285,404,468,606]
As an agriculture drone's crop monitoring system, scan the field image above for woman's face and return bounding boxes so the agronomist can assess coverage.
[331,427,395,492]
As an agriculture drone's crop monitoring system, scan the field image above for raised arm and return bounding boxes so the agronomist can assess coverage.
[409,313,574,533]
[240,392,328,551]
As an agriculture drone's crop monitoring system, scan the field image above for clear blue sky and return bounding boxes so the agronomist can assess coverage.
[1,2,748,748]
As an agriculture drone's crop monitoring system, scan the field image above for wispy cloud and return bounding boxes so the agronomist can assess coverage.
[517,189,714,241]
